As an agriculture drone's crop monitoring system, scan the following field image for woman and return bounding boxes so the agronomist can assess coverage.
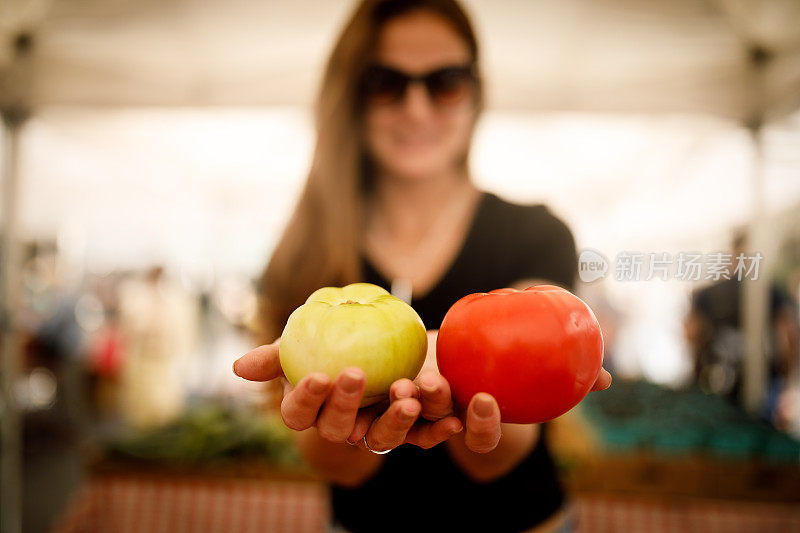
[233,0,612,531]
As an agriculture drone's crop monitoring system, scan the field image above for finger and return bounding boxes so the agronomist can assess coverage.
[280,373,332,431]
[389,379,419,402]
[416,371,454,421]
[233,342,283,381]
[351,377,420,444]
[364,398,421,452]
[465,393,502,453]
[405,416,463,449]
[315,368,366,442]
[590,368,612,391]
[346,403,383,445]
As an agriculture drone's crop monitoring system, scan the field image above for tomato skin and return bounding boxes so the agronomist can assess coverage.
[436,285,604,424]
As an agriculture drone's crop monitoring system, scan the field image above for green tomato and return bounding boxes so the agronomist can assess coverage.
[280,282,427,406]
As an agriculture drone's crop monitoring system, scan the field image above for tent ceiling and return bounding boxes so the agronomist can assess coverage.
[1,0,799,120]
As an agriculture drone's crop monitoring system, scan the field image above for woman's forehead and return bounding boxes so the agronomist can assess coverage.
[374,11,471,73]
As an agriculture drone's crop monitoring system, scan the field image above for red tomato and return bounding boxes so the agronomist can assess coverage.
[436,285,604,424]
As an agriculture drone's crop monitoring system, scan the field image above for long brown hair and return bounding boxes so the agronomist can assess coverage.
[256,0,485,344]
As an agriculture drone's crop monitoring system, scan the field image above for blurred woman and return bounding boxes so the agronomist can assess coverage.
[234,1,611,531]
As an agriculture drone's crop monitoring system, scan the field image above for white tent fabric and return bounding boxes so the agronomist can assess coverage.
[1,0,799,121]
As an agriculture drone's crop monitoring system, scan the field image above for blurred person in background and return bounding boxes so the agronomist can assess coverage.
[234,1,611,531]
[85,271,127,419]
[21,242,87,447]
[685,231,799,426]
[118,265,199,429]
[87,306,125,419]
[778,264,800,436]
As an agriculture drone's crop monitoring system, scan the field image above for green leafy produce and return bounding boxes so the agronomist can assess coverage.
[107,403,302,467]
[580,380,800,463]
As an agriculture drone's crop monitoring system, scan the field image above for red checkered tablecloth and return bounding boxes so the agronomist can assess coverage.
[53,477,329,533]
[573,495,800,533]
[53,476,800,532]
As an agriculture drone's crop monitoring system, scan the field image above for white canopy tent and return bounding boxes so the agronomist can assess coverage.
[2,1,800,531]
[0,0,799,117]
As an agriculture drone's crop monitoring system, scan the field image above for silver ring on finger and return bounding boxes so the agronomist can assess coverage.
[363,434,393,454]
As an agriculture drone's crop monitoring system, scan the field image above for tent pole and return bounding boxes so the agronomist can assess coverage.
[0,108,25,533]
[0,30,33,533]
[741,122,769,417]
[740,40,773,418]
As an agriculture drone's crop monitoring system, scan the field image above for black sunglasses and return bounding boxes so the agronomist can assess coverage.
[360,63,476,106]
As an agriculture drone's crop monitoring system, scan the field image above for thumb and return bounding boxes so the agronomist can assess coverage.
[590,368,612,391]
[233,340,284,381]
[464,393,502,453]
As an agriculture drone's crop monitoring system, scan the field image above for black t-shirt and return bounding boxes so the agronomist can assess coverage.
[331,190,578,533]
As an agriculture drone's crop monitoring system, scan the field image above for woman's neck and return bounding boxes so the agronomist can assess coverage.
[367,168,476,247]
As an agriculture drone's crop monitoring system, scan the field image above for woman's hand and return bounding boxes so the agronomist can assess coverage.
[232,340,462,452]
[412,367,611,454]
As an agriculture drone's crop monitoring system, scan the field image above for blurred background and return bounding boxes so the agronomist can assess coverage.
[1,0,799,532]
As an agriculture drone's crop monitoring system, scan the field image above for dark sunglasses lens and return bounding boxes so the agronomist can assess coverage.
[362,67,408,104]
[426,68,474,104]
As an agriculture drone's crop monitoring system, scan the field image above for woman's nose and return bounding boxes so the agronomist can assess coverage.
[401,81,436,121]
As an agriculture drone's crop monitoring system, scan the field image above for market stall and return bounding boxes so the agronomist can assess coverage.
[2,1,800,532]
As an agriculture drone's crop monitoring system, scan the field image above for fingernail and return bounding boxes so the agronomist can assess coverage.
[474,395,494,418]
[400,405,417,422]
[232,358,241,375]
[340,371,362,394]
[419,375,439,394]
[308,376,328,394]
[395,389,412,399]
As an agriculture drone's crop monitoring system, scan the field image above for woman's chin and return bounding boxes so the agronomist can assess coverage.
[389,168,446,183]
[382,158,452,183]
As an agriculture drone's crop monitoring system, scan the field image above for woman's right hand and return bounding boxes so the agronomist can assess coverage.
[233,340,462,452]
